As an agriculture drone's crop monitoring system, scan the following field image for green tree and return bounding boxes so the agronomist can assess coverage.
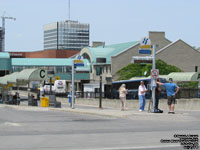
[116,59,182,80]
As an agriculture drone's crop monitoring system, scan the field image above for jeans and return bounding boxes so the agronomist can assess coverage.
[139,95,146,110]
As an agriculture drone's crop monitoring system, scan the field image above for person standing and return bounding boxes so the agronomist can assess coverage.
[157,78,179,114]
[138,81,147,111]
[154,78,163,113]
[119,84,128,111]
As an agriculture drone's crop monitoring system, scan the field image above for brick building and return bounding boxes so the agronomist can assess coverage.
[9,49,79,58]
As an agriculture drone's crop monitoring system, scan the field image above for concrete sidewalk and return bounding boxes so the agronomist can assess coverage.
[6,90,200,118]
[0,100,193,120]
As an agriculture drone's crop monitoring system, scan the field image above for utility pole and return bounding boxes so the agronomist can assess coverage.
[1,13,16,52]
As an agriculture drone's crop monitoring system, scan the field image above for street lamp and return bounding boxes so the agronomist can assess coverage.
[96,58,106,109]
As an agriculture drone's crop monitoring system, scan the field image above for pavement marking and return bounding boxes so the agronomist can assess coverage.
[3,122,21,127]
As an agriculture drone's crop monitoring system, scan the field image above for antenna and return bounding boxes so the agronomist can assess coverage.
[68,0,70,21]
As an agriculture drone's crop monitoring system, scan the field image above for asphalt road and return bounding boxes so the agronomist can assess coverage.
[0,106,199,150]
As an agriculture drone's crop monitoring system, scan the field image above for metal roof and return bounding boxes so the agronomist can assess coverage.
[88,41,139,64]
[167,72,199,81]
[0,69,49,86]
[0,52,10,58]
[112,77,151,84]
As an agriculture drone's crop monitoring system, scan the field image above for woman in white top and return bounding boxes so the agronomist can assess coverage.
[138,81,147,111]
[119,84,128,111]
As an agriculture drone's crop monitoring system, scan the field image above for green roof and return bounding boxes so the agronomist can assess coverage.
[0,52,10,58]
[167,72,199,81]
[89,41,139,64]
[158,72,199,81]
[11,58,90,70]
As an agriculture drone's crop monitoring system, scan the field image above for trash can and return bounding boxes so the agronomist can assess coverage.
[41,97,49,107]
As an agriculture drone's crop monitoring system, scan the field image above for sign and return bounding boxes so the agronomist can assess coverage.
[74,55,84,67]
[139,49,152,54]
[139,37,152,54]
[55,76,60,80]
[140,37,151,46]
[151,69,159,79]
[132,56,153,64]
[40,69,46,78]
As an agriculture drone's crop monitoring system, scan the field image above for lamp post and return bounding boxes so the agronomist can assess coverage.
[96,58,106,109]
[99,72,102,109]
[47,70,54,95]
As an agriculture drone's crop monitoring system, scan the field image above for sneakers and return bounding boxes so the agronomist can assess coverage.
[168,111,175,114]
[139,109,143,112]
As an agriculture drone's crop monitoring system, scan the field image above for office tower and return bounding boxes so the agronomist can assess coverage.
[44,20,89,50]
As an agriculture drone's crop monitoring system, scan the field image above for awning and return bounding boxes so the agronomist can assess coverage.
[0,68,50,86]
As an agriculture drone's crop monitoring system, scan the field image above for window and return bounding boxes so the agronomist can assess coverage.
[96,66,102,76]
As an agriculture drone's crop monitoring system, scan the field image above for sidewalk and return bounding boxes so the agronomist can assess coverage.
[6,90,199,118]
[0,100,189,119]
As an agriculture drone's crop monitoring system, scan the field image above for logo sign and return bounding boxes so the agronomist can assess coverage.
[58,81,63,85]
[140,37,151,46]
[151,69,159,79]
[76,55,83,60]
[139,37,152,54]
[74,55,84,67]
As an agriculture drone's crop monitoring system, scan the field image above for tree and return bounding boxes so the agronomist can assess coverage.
[116,59,182,80]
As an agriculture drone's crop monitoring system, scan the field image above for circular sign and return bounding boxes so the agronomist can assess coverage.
[151,69,159,79]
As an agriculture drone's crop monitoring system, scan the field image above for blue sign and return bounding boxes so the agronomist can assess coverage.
[74,63,84,67]
[139,49,152,54]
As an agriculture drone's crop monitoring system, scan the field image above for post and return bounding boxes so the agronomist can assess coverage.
[152,45,156,112]
[99,75,102,109]
[50,77,52,94]
[71,60,75,109]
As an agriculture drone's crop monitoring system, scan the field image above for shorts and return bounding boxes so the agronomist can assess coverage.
[167,95,177,105]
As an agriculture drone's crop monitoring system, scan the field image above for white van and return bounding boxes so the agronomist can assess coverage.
[54,80,66,94]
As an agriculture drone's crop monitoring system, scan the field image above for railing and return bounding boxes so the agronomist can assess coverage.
[13,87,200,99]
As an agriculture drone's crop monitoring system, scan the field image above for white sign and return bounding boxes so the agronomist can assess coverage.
[76,55,83,60]
[151,69,159,79]
[139,37,152,54]
[74,55,84,66]
[140,37,151,46]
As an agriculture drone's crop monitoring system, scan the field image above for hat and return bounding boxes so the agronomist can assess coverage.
[122,84,126,87]
[169,78,173,83]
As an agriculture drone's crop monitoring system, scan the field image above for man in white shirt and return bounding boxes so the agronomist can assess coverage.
[138,81,147,111]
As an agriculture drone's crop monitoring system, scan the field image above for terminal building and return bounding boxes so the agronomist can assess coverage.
[1,31,200,93]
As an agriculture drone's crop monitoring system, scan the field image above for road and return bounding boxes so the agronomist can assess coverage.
[0,105,199,150]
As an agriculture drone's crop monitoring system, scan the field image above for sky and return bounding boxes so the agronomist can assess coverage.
[0,0,200,52]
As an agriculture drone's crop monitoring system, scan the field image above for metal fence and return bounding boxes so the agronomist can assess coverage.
[13,87,200,100]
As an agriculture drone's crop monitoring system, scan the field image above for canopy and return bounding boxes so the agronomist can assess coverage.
[0,68,50,86]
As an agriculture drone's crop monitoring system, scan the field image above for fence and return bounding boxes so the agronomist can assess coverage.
[13,87,200,99]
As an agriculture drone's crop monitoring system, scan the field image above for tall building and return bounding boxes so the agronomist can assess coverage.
[0,27,3,52]
[44,20,89,50]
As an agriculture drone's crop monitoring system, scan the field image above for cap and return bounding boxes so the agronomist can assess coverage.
[169,78,173,83]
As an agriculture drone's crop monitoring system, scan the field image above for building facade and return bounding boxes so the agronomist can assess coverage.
[44,20,89,50]
[80,31,200,83]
